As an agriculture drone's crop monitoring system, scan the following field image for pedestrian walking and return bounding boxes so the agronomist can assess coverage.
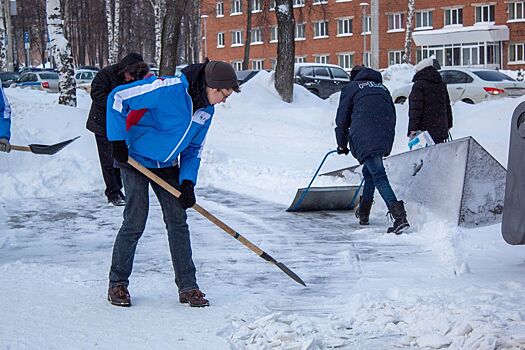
[408,57,453,144]
[106,60,240,307]
[86,52,149,206]
[335,65,409,234]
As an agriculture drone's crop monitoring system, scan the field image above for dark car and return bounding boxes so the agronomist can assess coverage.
[77,65,100,71]
[294,63,350,99]
[0,72,19,88]
[235,70,261,85]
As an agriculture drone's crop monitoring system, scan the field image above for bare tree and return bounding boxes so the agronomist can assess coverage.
[243,0,253,69]
[46,0,76,106]
[0,0,7,70]
[148,0,165,66]
[403,0,415,64]
[160,0,189,75]
[106,0,120,64]
[274,0,295,103]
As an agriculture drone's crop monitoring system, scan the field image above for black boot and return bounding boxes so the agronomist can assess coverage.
[355,197,373,225]
[387,201,410,234]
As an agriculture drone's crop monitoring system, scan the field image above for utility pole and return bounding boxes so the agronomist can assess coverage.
[371,0,379,69]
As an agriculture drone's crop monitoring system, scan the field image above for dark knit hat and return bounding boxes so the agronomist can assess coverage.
[350,65,364,81]
[205,61,239,92]
[118,52,144,74]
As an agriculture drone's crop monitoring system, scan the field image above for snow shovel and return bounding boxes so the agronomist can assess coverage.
[10,136,80,155]
[287,150,363,212]
[127,157,307,287]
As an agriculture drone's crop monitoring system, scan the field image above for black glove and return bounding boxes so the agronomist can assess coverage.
[111,141,129,163]
[337,146,349,155]
[178,180,196,209]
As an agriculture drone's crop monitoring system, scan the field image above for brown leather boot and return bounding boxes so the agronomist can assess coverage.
[108,284,131,307]
[179,289,210,307]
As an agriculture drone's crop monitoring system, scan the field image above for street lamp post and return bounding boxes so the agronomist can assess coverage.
[201,14,209,61]
[360,2,369,67]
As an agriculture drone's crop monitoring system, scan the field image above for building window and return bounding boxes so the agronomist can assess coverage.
[363,15,371,34]
[216,1,224,17]
[475,4,495,23]
[269,0,276,10]
[314,55,329,64]
[231,0,242,15]
[509,43,525,63]
[293,0,305,7]
[388,13,404,32]
[337,18,353,36]
[337,53,354,69]
[252,0,262,12]
[251,28,263,44]
[295,23,306,40]
[508,2,525,21]
[270,26,278,43]
[444,8,463,26]
[313,0,328,4]
[415,11,433,29]
[388,51,403,66]
[271,58,277,70]
[314,21,329,38]
[217,32,225,47]
[232,61,243,71]
[252,59,264,70]
[295,56,306,63]
[363,52,371,66]
[231,30,243,46]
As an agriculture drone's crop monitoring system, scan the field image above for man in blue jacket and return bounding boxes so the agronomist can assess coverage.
[106,61,239,307]
[335,65,409,234]
[0,84,12,153]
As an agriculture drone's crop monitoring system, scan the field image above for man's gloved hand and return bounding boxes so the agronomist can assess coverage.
[178,180,196,209]
[337,146,349,155]
[0,138,11,153]
[111,141,128,163]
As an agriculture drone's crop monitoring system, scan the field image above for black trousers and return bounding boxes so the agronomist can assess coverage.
[95,134,123,202]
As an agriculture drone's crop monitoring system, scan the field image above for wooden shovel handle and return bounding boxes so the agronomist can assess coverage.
[127,158,265,257]
[10,145,32,152]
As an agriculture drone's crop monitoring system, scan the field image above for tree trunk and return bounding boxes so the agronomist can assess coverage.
[274,0,295,103]
[160,0,189,75]
[106,0,120,64]
[46,0,77,107]
[0,0,7,71]
[243,0,253,70]
[403,0,415,64]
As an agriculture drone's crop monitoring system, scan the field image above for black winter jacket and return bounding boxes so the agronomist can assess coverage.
[181,62,211,113]
[335,68,396,164]
[408,67,453,143]
[86,64,129,137]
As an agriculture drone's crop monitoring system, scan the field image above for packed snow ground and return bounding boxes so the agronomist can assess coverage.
[1,68,525,349]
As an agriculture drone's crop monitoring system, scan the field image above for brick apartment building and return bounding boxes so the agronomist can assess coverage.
[199,0,525,71]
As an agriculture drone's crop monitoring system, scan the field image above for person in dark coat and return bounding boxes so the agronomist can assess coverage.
[86,53,149,206]
[335,65,409,234]
[408,57,453,144]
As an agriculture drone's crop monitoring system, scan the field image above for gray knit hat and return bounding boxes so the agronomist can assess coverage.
[205,61,240,92]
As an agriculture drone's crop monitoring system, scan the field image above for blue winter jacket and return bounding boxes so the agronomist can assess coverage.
[335,68,396,164]
[0,85,11,140]
[106,73,214,185]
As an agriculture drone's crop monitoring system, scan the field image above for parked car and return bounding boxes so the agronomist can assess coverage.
[74,69,97,92]
[77,65,99,71]
[235,70,261,85]
[14,71,59,93]
[391,67,525,104]
[0,72,19,88]
[294,63,350,99]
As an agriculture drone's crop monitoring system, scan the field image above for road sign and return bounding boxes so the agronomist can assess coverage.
[24,31,29,49]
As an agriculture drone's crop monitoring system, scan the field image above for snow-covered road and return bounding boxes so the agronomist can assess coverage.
[1,188,524,349]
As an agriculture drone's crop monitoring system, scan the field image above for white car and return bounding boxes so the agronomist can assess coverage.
[391,68,525,104]
[74,69,98,92]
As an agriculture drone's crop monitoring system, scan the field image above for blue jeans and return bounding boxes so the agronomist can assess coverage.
[109,165,199,293]
[361,154,398,208]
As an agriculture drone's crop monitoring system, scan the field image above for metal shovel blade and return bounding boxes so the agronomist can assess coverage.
[275,261,307,287]
[287,185,362,212]
[28,136,80,155]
